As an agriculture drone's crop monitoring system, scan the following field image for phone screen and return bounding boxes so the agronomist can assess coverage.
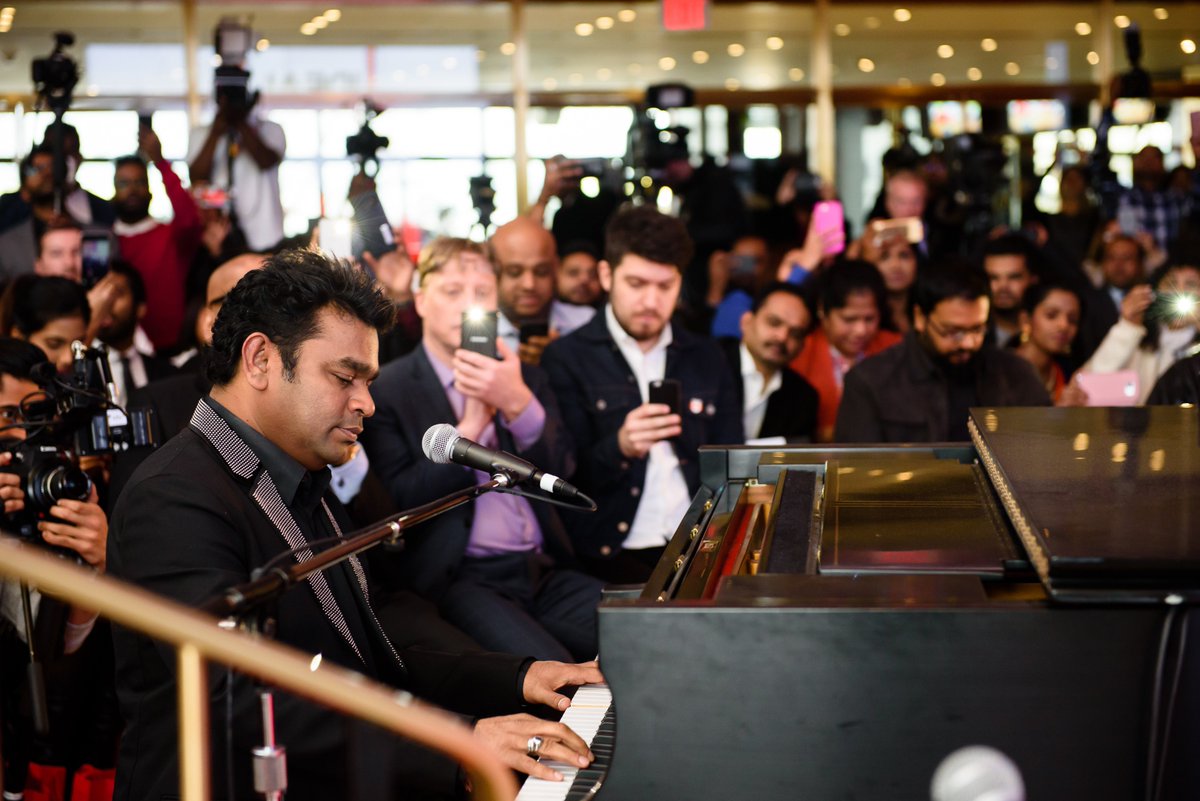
[81,233,113,288]
[812,200,846,256]
[519,321,550,344]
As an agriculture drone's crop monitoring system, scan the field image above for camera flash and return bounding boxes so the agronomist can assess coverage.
[465,306,487,323]
[1170,294,1198,317]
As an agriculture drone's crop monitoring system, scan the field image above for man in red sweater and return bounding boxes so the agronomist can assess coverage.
[112,128,202,352]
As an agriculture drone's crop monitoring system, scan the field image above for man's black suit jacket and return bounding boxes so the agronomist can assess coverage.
[109,399,526,801]
[540,312,743,561]
[361,346,577,600]
[717,338,819,442]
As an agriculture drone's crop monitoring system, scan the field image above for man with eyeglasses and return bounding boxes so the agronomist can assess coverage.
[835,262,1049,443]
[112,126,202,353]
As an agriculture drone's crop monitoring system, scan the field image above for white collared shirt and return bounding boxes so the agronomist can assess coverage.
[604,304,691,550]
[740,342,782,441]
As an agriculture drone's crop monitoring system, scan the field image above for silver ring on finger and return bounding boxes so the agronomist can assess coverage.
[526,735,544,759]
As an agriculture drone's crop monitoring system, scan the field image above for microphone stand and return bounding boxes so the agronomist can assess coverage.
[202,476,509,619]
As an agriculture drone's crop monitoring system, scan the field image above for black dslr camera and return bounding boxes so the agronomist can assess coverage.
[31,31,78,115]
[346,101,390,174]
[1,343,156,544]
[213,18,258,115]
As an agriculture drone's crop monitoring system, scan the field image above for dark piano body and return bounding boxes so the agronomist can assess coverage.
[588,406,1200,800]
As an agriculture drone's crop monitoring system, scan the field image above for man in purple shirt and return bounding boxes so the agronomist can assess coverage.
[361,237,601,661]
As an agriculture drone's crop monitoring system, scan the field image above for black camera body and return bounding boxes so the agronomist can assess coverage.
[31,32,78,115]
[214,64,257,115]
[2,343,156,546]
[346,102,390,171]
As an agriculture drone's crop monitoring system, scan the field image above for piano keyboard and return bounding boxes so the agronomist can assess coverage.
[516,683,614,801]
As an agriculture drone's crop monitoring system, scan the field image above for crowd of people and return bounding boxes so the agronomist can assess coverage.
[1,101,1199,801]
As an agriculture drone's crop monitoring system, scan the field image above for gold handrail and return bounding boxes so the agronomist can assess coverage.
[0,536,517,801]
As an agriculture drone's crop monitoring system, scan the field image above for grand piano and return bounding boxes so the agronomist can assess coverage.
[522,406,1200,800]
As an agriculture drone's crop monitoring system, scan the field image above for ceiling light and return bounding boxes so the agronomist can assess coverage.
[894,8,912,22]
[628,62,642,74]
[858,58,876,73]
[1087,50,1100,65]
[981,38,997,52]
[930,72,946,86]
[693,50,710,64]
[543,78,558,90]
[597,67,612,80]
[311,17,328,29]
[1154,8,1169,20]
[967,67,982,81]
[866,16,881,29]
[766,36,784,50]
[300,22,318,35]
[659,56,677,70]
[575,22,594,36]
[617,9,636,23]
[727,43,745,57]
[323,9,342,22]
[725,78,741,91]
[500,41,516,55]
[937,44,954,58]
[255,38,270,52]
[1005,61,1020,76]
[788,67,805,81]
[834,23,851,37]
[1075,21,1092,36]
[1184,39,1198,55]
[1114,15,1131,29]
[596,16,614,30]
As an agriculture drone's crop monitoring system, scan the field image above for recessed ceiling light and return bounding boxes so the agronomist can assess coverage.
[1075,22,1092,36]
[618,9,636,23]
[543,78,558,90]
[789,67,805,81]
[894,8,912,22]
[597,67,612,80]
[300,22,318,35]
[575,22,594,36]
[500,42,516,55]
[967,67,982,81]
[1183,39,1198,55]
[1087,50,1100,65]
[323,9,342,22]
[835,23,851,37]
[930,72,946,86]
[693,50,710,64]
[766,36,784,51]
[865,16,881,29]
[1154,7,1169,20]
[981,38,997,52]
[596,16,614,30]
[1005,61,1020,76]
[937,44,954,58]
[725,78,741,91]
[858,58,876,73]
[256,38,270,51]
[1114,15,1131,29]
[311,17,328,29]
[727,43,745,57]
[659,56,677,70]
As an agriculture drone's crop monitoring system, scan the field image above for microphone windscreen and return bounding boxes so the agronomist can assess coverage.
[421,423,460,464]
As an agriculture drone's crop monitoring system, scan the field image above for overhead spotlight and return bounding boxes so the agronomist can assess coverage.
[575,22,594,36]
[981,38,997,52]
[788,67,805,81]
[693,50,710,64]
[894,8,912,22]
[937,44,954,58]
[766,36,784,50]
[323,9,342,22]
[1183,39,1198,55]
[500,41,516,55]
[658,56,676,70]
[596,16,614,30]
[727,43,745,57]
[1075,21,1092,36]
[858,58,875,73]
[1154,8,1169,20]
[931,72,946,86]
[1005,61,1020,75]
[1087,50,1100,65]
[618,9,636,23]
[835,23,851,36]
[967,67,982,81]
[1114,15,1131,29]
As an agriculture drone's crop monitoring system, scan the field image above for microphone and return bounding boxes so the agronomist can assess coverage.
[421,423,591,506]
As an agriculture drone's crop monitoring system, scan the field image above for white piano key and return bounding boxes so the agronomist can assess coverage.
[516,684,612,801]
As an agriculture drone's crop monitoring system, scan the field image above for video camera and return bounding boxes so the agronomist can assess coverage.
[213,18,258,114]
[31,31,78,116]
[346,101,390,174]
[1,342,156,544]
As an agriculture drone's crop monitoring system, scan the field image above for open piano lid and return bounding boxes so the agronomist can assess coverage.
[970,405,1200,603]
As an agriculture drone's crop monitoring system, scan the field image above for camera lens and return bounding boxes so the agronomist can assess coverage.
[27,460,91,510]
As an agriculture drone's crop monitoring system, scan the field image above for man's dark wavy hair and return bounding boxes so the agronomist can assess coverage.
[205,249,395,386]
[604,204,694,272]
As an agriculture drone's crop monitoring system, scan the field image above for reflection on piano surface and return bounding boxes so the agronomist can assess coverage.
[521,407,1200,800]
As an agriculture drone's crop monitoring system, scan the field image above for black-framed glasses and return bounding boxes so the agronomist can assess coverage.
[926,318,988,343]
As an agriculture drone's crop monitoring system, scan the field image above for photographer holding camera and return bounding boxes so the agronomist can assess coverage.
[0,337,112,801]
[187,77,284,252]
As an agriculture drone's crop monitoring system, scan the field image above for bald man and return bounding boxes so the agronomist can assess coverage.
[197,252,268,345]
[490,217,594,365]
